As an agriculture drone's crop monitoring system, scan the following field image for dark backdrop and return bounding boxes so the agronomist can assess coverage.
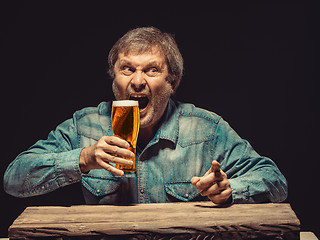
[1,1,318,237]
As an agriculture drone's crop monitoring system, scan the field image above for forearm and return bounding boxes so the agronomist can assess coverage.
[4,117,84,197]
[4,148,83,198]
[213,119,288,203]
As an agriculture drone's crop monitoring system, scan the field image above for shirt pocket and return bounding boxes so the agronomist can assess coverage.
[165,181,203,202]
[82,170,121,197]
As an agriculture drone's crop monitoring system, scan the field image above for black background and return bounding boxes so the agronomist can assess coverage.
[0,1,319,238]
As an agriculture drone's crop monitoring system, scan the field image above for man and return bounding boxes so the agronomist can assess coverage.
[4,27,288,204]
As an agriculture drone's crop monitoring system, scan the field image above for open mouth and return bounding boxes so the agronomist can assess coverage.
[129,95,149,110]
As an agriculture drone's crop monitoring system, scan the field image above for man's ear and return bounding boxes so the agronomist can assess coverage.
[171,77,179,95]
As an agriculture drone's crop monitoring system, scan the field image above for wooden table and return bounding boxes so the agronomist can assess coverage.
[9,202,300,239]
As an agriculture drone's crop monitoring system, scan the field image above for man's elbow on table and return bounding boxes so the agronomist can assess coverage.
[3,168,22,198]
[3,160,34,198]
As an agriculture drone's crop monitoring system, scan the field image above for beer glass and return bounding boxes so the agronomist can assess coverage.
[111,100,140,172]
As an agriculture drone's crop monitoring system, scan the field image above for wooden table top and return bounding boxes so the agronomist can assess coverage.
[9,201,300,239]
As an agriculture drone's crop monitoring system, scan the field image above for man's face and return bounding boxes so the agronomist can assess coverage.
[112,47,173,131]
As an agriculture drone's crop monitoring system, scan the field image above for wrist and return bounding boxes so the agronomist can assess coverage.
[79,147,91,173]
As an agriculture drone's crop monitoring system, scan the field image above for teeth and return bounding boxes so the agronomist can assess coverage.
[129,95,149,109]
[130,95,147,98]
[129,95,148,101]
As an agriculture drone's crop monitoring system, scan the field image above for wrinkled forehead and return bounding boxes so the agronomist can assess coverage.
[119,44,165,59]
[116,47,168,70]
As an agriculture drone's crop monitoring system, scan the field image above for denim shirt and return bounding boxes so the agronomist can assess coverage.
[4,100,288,204]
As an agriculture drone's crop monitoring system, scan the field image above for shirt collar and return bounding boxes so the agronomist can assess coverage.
[156,98,179,146]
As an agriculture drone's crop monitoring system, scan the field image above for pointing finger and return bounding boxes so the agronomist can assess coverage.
[211,160,220,173]
[211,160,222,180]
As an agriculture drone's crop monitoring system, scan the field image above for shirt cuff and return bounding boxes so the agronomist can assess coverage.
[55,148,83,187]
[229,178,250,203]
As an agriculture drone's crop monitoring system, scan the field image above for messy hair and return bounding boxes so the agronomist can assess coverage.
[108,27,183,90]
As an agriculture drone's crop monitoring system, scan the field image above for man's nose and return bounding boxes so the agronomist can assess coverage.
[130,71,146,92]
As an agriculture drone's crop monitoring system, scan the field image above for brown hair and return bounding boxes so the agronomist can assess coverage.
[108,27,183,90]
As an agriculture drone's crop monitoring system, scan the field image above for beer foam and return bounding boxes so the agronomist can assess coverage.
[112,100,139,107]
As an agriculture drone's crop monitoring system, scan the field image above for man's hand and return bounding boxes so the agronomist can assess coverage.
[191,160,232,204]
[79,136,135,176]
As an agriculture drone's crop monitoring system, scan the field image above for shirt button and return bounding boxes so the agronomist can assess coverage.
[185,194,189,198]
[140,189,144,194]
[96,189,100,194]
[68,178,73,183]
[41,186,45,190]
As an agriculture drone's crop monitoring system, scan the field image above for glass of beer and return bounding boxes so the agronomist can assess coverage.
[111,100,140,172]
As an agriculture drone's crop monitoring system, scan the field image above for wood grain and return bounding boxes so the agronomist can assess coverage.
[9,202,300,239]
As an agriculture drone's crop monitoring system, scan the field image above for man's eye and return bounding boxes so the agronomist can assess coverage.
[145,67,158,76]
[123,66,133,71]
[121,66,134,75]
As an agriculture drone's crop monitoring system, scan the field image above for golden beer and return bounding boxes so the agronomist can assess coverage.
[111,100,139,172]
